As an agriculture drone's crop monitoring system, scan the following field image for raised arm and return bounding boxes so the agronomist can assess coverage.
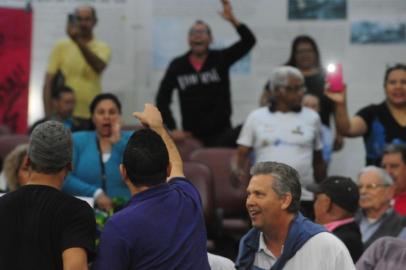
[133,104,184,179]
[220,0,256,66]
[74,39,108,74]
[325,85,367,137]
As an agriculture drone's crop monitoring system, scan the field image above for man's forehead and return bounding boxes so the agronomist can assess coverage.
[75,7,93,17]
[247,174,273,189]
[359,171,381,183]
[383,152,403,163]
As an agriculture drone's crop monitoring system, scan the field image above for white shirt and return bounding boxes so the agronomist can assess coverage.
[283,232,355,270]
[238,107,323,200]
[254,232,278,269]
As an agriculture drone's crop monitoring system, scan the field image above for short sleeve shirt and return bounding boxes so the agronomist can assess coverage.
[47,39,111,118]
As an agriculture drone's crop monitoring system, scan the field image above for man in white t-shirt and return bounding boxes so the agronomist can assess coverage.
[235,161,354,270]
[235,66,326,218]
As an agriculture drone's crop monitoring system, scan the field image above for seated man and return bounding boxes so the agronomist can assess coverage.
[92,104,210,270]
[235,161,354,270]
[382,144,406,216]
[0,121,96,269]
[307,176,363,262]
[355,166,406,249]
[31,86,89,133]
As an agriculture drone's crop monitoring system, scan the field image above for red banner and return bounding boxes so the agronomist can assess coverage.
[0,7,32,134]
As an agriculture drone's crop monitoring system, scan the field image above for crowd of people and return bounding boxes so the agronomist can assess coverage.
[0,0,406,269]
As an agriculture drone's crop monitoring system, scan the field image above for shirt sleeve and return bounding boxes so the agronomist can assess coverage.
[60,200,96,260]
[91,221,131,270]
[221,24,256,67]
[356,104,375,133]
[237,111,257,147]
[47,42,63,74]
[62,134,98,197]
[156,60,178,130]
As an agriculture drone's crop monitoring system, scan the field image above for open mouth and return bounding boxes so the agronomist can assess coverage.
[248,209,261,219]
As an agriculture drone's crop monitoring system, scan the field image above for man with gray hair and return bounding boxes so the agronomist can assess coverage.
[355,165,406,249]
[0,121,95,270]
[235,161,354,270]
[236,66,326,219]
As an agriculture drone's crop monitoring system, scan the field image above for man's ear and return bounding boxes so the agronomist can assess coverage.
[280,193,292,211]
[166,163,172,178]
[23,155,30,167]
[66,162,73,172]
[120,164,128,182]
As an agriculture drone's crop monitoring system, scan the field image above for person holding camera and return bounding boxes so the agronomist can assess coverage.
[43,5,111,122]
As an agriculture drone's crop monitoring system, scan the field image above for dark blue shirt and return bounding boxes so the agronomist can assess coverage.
[92,178,210,270]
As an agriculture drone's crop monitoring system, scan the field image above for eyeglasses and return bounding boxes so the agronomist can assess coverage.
[281,85,306,93]
[357,183,388,191]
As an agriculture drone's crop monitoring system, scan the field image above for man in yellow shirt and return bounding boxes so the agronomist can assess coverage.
[43,5,111,120]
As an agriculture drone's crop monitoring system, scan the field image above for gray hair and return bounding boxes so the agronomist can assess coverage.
[28,121,72,174]
[270,66,304,91]
[250,161,301,213]
[383,144,406,163]
[358,166,393,185]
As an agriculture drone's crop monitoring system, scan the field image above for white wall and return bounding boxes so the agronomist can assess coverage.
[2,0,406,179]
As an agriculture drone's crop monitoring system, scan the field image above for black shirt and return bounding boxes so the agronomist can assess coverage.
[0,185,96,270]
[156,24,256,143]
[357,102,406,165]
[305,72,334,127]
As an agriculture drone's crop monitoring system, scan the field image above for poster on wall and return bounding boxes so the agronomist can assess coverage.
[0,6,32,134]
[351,21,406,44]
[288,0,347,20]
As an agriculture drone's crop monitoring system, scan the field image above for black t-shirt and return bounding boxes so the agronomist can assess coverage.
[357,102,406,165]
[0,185,96,270]
[304,72,334,127]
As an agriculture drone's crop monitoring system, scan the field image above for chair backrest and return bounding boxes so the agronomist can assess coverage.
[176,137,203,161]
[0,125,11,136]
[183,161,214,226]
[190,148,250,217]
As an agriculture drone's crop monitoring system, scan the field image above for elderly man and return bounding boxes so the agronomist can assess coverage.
[355,166,406,249]
[307,176,363,262]
[236,66,326,219]
[235,162,354,270]
[43,5,111,120]
[156,0,255,146]
[382,144,406,216]
[0,121,96,269]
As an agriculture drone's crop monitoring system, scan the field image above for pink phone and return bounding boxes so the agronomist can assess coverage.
[326,63,344,92]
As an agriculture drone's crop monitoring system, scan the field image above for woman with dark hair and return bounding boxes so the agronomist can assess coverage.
[326,64,406,166]
[63,93,131,210]
[285,35,342,153]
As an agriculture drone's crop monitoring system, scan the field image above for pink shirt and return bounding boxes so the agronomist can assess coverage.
[325,217,355,232]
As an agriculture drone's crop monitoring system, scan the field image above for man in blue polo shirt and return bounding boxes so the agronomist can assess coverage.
[92,104,210,270]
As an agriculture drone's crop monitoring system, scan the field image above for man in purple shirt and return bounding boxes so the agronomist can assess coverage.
[92,104,210,270]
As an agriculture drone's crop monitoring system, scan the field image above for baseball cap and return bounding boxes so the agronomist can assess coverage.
[28,120,72,172]
[307,176,359,213]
